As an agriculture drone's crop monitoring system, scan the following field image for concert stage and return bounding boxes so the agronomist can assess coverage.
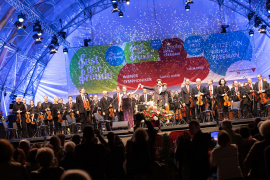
[7,117,268,147]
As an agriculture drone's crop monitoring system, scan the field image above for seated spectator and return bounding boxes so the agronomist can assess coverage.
[253,121,265,141]
[211,130,243,180]
[43,143,53,149]
[61,169,91,180]
[71,134,81,145]
[50,136,65,163]
[19,139,31,157]
[239,126,257,160]
[13,148,27,165]
[264,145,270,180]
[32,143,41,149]
[31,148,64,180]
[0,139,31,180]
[58,134,66,147]
[75,126,110,180]
[115,135,124,147]
[245,120,270,180]
[24,148,41,174]
[250,117,262,136]
[59,141,77,170]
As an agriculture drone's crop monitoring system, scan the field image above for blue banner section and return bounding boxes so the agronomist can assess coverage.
[204,31,252,76]
[150,39,162,49]
[184,36,204,56]
[105,46,125,66]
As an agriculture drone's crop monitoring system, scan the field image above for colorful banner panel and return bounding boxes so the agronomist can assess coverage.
[68,31,254,94]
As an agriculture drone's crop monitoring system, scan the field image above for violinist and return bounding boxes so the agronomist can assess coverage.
[243,78,257,117]
[36,102,42,124]
[113,86,123,121]
[89,94,93,101]
[181,79,192,122]
[41,95,53,136]
[29,100,37,137]
[169,92,175,111]
[231,80,241,102]
[139,88,152,104]
[255,74,269,116]
[173,91,181,111]
[100,91,113,130]
[52,96,62,135]
[13,97,28,138]
[90,95,99,127]
[192,78,207,121]
[66,96,77,116]
[206,80,218,120]
[23,98,32,136]
[135,94,140,104]
[217,78,231,119]
[76,87,90,131]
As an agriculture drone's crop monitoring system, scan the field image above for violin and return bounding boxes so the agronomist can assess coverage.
[39,114,44,121]
[98,107,103,118]
[85,101,91,111]
[26,113,31,123]
[109,107,115,117]
[181,107,187,117]
[47,110,53,120]
[57,113,63,123]
[260,93,268,104]
[189,97,194,108]
[31,114,35,125]
[175,109,183,120]
[16,114,21,122]
[223,90,231,107]
[196,91,204,106]
[70,111,75,118]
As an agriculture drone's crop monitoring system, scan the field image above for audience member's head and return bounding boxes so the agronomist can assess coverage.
[71,134,81,145]
[32,143,41,149]
[240,126,251,139]
[189,120,201,135]
[115,135,122,145]
[254,117,262,126]
[93,137,98,144]
[221,120,233,130]
[43,144,53,149]
[257,121,264,130]
[19,139,30,157]
[27,148,39,164]
[83,126,95,142]
[176,134,184,147]
[50,136,61,150]
[107,132,115,143]
[218,130,231,147]
[248,122,255,129]
[260,120,270,138]
[133,128,148,143]
[0,139,14,163]
[64,141,76,153]
[36,148,54,168]
[60,170,91,180]
[234,128,240,134]
[13,148,26,165]
[58,134,66,147]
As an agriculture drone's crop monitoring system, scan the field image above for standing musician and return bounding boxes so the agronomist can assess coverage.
[36,102,42,126]
[206,80,218,120]
[181,79,193,122]
[100,91,112,130]
[169,92,175,112]
[23,98,32,136]
[91,95,100,127]
[163,83,171,108]
[135,94,140,104]
[51,96,62,135]
[217,78,231,119]
[29,100,37,137]
[41,95,52,136]
[173,91,181,112]
[139,88,152,104]
[113,86,123,121]
[76,87,90,131]
[243,78,257,117]
[191,78,207,120]
[12,97,28,138]
[254,74,269,115]
[66,96,77,119]
[141,79,167,107]
[231,80,241,102]
[129,93,137,116]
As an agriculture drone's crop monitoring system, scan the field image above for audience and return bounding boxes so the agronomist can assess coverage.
[0,139,31,180]
[253,121,265,141]
[245,120,270,180]
[24,148,41,174]
[210,130,243,180]
[239,126,257,160]
[31,148,64,180]
[13,148,27,165]
[50,136,65,163]
[60,169,91,180]
[58,134,66,147]
[19,139,31,157]
[71,134,81,145]
[265,145,270,180]
[75,126,110,180]
[32,143,41,149]
[59,141,77,170]
[250,117,262,136]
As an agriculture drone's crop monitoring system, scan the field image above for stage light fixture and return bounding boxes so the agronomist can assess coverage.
[258,25,266,34]
[51,35,59,46]
[37,30,43,36]
[254,16,262,28]
[185,4,190,11]
[58,31,66,39]
[249,29,254,36]
[221,25,229,33]
[84,39,91,47]
[267,1,270,13]
[32,34,43,44]
[14,21,26,33]
[112,3,120,13]
[18,13,25,22]
[185,0,193,4]
[126,0,130,5]
[49,45,57,54]
[111,0,117,3]
[119,11,124,17]
[33,21,42,32]
[63,47,68,54]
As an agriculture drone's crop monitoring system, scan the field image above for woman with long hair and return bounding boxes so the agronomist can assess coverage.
[51,96,62,135]
[217,78,231,119]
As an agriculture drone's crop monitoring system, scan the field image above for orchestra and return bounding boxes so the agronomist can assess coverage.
[9,75,270,138]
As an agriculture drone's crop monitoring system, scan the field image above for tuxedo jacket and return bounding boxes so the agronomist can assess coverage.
[217,85,231,103]
[12,103,26,115]
[191,86,207,105]
[254,81,269,99]
[181,86,192,105]
[91,100,99,114]
[206,85,218,100]
[100,97,112,114]
[66,102,77,112]
[231,86,241,101]
[139,94,152,104]
[41,102,52,113]
[76,94,89,114]
[113,93,121,110]
[243,84,255,105]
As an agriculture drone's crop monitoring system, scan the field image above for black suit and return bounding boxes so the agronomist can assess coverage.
[100,96,113,130]
[181,85,193,122]
[143,85,167,106]
[12,102,28,138]
[41,102,53,135]
[231,86,241,102]
[243,84,257,116]
[76,94,89,131]
[113,93,123,121]
[139,94,152,104]
[206,85,218,120]
[192,85,207,120]
[254,80,269,115]
[217,85,231,118]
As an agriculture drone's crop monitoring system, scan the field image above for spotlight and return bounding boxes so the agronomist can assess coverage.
[84,39,91,47]
[51,35,59,46]
[111,0,117,2]
[37,30,43,36]
[63,47,68,54]
[112,3,120,13]
[14,21,26,33]
[221,25,229,33]
[185,0,193,4]
[258,25,266,34]
[185,4,190,11]
[49,45,57,54]
[58,31,66,39]
[267,2,270,13]
[32,34,43,44]
[126,0,130,5]
[18,13,25,22]
[249,29,254,36]
[254,16,262,28]
[119,11,124,17]
[33,21,41,32]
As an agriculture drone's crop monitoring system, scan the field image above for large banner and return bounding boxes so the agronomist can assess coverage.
[67,31,256,95]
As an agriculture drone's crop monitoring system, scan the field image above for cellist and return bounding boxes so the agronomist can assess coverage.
[255,74,269,116]
[217,78,231,119]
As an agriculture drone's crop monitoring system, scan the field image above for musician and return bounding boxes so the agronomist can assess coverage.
[181,79,193,122]
[206,80,218,120]
[91,95,99,127]
[66,96,77,120]
[89,94,93,101]
[129,93,137,115]
[135,94,140,104]
[139,88,152,104]
[41,95,52,136]
[141,79,167,107]
[51,96,62,135]
[255,74,269,115]
[100,91,112,130]
[191,78,207,120]
[58,98,63,105]
[29,100,37,137]
[12,97,28,138]
[173,91,181,111]
[76,87,90,131]
[113,86,123,121]
[169,92,175,111]
[243,78,257,117]
[217,78,231,119]
[231,80,241,102]
[23,98,32,136]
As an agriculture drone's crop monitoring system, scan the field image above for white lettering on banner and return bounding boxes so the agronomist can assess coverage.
[160,74,181,78]
[78,54,112,84]
[123,78,152,83]
[123,74,138,79]
[186,66,204,70]
[129,42,154,62]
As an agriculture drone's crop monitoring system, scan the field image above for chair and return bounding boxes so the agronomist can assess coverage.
[2,121,13,139]
[61,120,69,134]
[66,115,81,134]
[231,101,242,119]
[39,124,48,137]
[94,113,107,132]
[202,104,214,122]
[12,122,18,139]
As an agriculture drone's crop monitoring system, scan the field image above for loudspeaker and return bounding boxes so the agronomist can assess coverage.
[112,121,130,130]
